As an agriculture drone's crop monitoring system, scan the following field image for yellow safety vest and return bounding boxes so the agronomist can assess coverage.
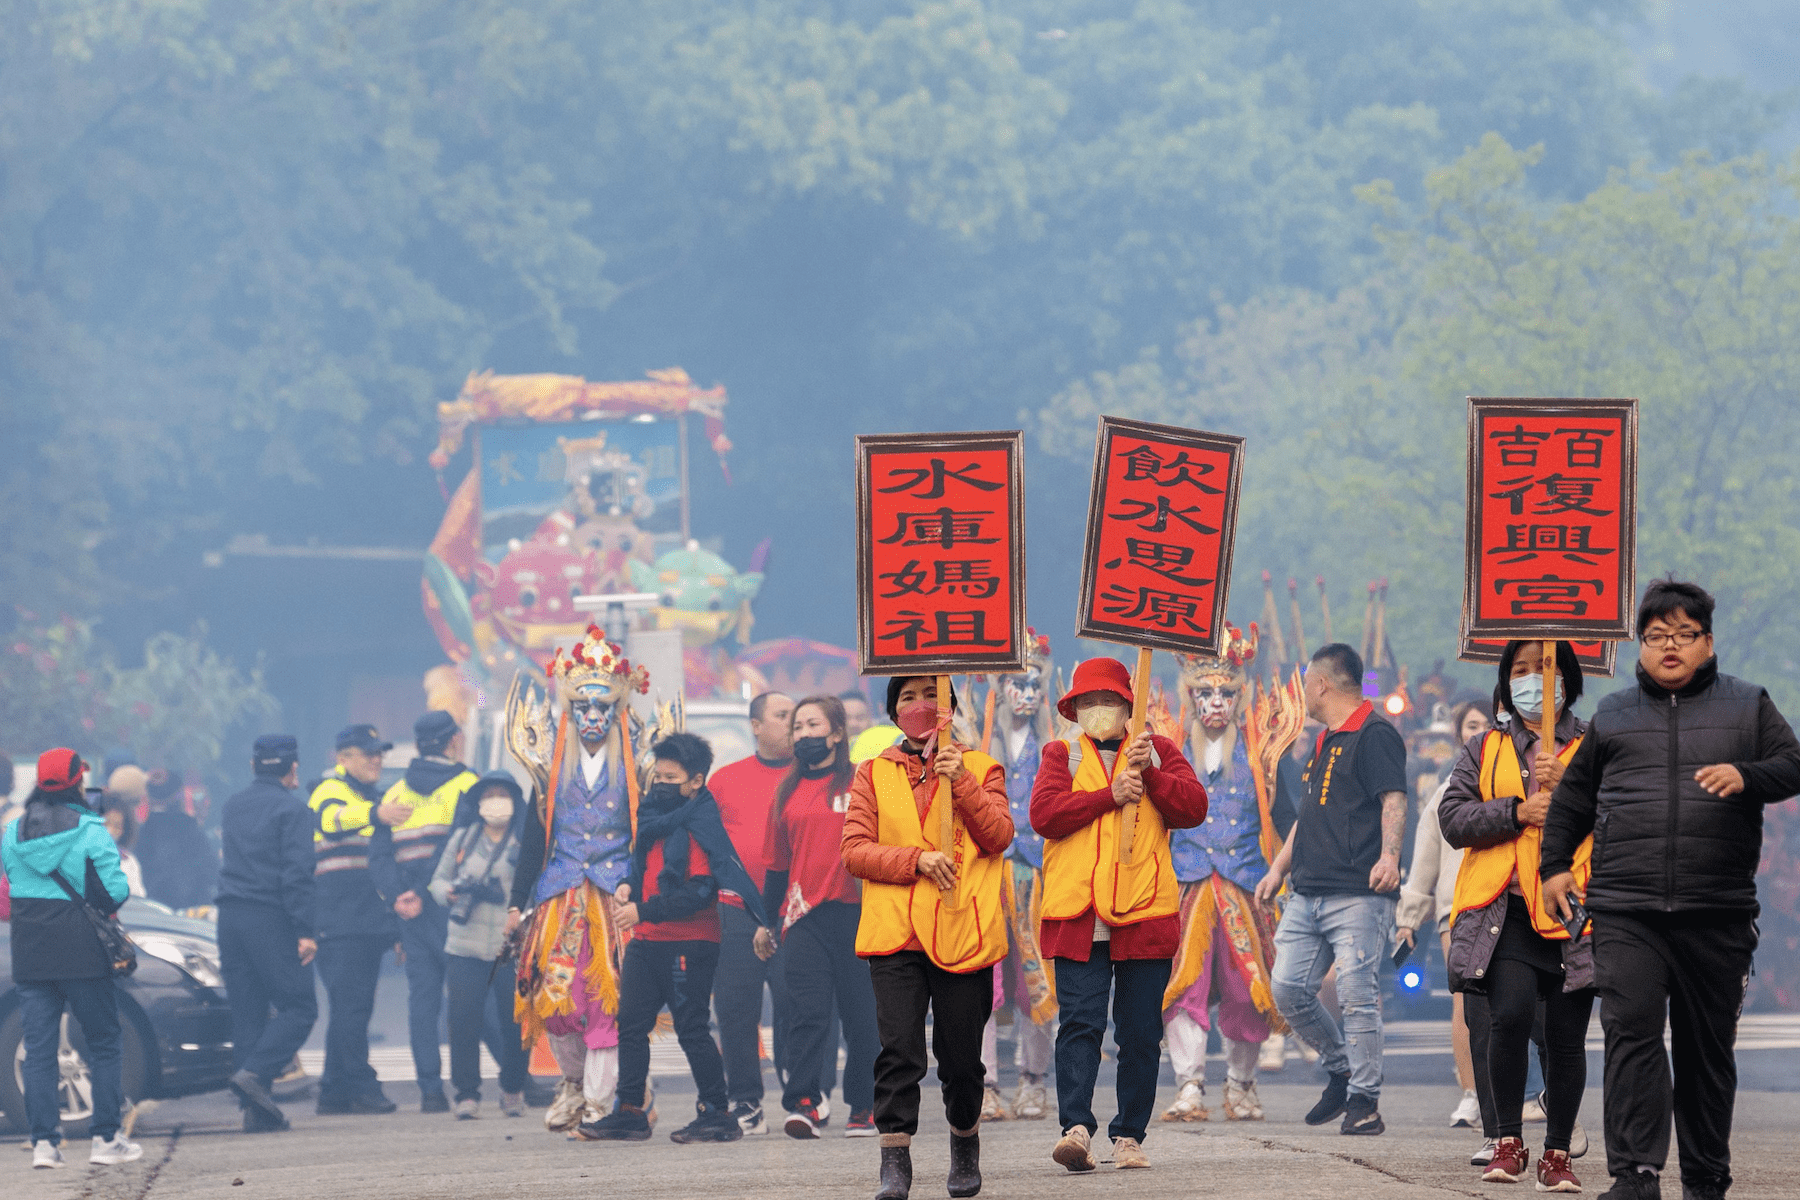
[310,769,378,875]
[381,768,478,869]
[1040,736,1179,927]
[1450,730,1593,938]
[854,751,1009,973]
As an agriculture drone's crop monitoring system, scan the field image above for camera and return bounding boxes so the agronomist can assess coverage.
[447,879,507,925]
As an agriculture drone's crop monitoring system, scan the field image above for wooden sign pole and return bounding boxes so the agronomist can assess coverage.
[1116,646,1154,865]
[1540,641,1557,758]
[935,674,959,904]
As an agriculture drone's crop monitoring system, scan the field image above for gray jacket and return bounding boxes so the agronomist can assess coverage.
[428,822,520,960]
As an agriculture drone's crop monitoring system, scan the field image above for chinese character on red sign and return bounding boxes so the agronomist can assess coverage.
[1076,417,1244,656]
[857,432,1026,675]
[1464,399,1637,642]
[1459,634,1618,678]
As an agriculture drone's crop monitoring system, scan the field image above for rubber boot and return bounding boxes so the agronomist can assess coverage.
[875,1142,913,1200]
[947,1129,982,1198]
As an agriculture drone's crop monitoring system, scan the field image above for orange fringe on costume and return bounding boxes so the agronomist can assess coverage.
[1160,876,1288,1034]
[1001,865,1057,1025]
[514,881,621,1047]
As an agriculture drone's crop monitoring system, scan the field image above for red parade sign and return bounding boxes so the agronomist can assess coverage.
[1076,416,1244,656]
[1458,629,1618,678]
[1464,398,1638,643]
[856,431,1027,675]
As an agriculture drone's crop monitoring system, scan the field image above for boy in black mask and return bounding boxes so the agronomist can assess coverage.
[580,732,777,1144]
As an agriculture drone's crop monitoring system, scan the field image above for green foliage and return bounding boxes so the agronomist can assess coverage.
[0,612,277,769]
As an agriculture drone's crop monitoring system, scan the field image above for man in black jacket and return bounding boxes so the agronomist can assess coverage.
[1542,579,1800,1200]
[217,735,319,1133]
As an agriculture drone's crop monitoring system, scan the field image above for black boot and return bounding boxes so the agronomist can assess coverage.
[875,1144,913,1200]
[947,1130,981,1198]
[1304,1071,1350,1126]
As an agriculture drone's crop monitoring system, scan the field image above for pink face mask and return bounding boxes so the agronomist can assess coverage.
[897,700,941,744]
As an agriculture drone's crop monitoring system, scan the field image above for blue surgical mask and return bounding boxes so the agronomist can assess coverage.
[1508,673,1561,720]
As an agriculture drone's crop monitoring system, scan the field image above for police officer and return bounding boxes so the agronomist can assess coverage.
[309,724,401,1116]
[370,711,477,1113]
[217,735,319,1133]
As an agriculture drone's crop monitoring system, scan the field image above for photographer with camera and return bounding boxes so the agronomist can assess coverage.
[428,771,530,1120]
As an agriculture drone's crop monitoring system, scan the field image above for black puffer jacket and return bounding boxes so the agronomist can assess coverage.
[1542,658,1800,915]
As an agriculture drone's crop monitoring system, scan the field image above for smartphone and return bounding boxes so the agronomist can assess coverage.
[1561,897,1589,940]
[1391,937,1414,969]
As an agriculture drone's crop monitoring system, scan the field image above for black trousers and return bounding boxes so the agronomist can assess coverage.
[1465,991,1551,1139]
[781,902,879,1114]
[218,901,318,1087]
[617,938,726,1111]
[445,954,529,1102]
[1485,956,1594,1150]
[399,907,450,1091]
[315,935,389,1101]
[1593,911,1757,1188]
[1053,943,1171,1144]
[869,951,992,1136]
[714,903,794,1105]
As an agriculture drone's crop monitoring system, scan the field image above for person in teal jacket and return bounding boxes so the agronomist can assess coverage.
[0,749,141,1169]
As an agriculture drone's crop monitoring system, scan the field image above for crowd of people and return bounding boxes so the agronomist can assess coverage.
[2,577,1795,1200]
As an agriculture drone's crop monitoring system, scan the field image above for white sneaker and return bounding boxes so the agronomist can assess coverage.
[731,1101,768,1135]
[1450,1089,1481,1128]
[1522,1091,1548,1122]
[32,1142,65,1169]
[454,1098,479,1120]
[89,1133,143,1165]
[1569,1119,1589,1159]
[1472,1138,1499,1166]
[1258,1033,1287,1073]
[1159,1078,1208,1122]
[1012,1081,1048,1120]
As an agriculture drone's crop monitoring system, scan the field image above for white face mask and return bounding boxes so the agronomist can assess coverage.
[478,796,514,826]
[1076,703,1129,741]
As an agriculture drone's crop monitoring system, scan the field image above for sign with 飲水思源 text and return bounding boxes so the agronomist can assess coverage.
[1464,398,1638,642]
[1075,417,1244,656]
[856,431,1027,675]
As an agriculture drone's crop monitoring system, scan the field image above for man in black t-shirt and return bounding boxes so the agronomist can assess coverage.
[1255,644,1407,1137]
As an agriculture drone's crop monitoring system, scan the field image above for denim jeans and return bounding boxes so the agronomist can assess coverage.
[19,978,123,1145]
[1052,943,1172,1144]
[446,954,528,1102]
[400,908,450,1092]
[1270,892,1395,1100]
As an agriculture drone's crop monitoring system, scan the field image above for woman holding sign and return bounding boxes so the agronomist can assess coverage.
[1438,641,1594,1194]
[1030,657,1208,1173]
[841,676,1013,1200]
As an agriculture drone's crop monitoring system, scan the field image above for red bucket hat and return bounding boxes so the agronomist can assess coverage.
[36,747,87,792]
[1057,657,1135,721]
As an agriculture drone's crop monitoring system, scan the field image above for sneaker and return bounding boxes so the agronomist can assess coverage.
[1259,1033,1287,1073]
[979,1084,1007,1122]
[1305,1071,1350,1126]
[1596,1172,1661,1200]
[1222,1077,1264,1121]
[1113,1136,1149,1169]
[229,1068,285,1126]
[1341,1093,1385,1136]
[577,1104,653,1142]
[669,1104,743,1144]
[454,1098,480,1120]
[243,1104,291,1133]
[32,1142,65,1169]
[1297,1040,1320,1063]
[844,1108,877,1137]
[1052,1125,1096,1173]
[784,1098,824,1139]
[1680,1177,1727,1200]
[1523,1089,1548,1122]
[1483,1137,1531,1183]
[1012,1080,1048,1120]
[1450,1089,1481,1128]
[545,1079,585,1131]
[1161,1077,1208,1122]
[89,1133,144,1165]
[1474,1139,1501,1166]
[1537,1148,1582,1193]
[420,1087,451,1114]
[732,1101,768,1135]
[1570,1120,1589,1160]
[814,1095,831,1126]
[499,1092,525,1118]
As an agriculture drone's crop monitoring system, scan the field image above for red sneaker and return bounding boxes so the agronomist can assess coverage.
[1483,1137,1530,1183]
[784,1099,823,1140]
[1536,1149,1582,1193]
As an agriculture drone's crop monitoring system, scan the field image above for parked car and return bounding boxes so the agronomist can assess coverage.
[0,898,234,1135]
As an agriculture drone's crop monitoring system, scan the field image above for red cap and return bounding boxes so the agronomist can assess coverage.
[36,748,87,792]
[1057,657,1135,721]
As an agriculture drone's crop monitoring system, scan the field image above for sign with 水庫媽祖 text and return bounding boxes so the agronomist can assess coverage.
[1458,629,1618,678]
[1075,416,1244,656]
[1465,398,1638,643]
[856,431,1027,675]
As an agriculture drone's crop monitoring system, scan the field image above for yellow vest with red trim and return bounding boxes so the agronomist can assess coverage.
[1450,730,1593,938]
[1040,735,1179,927]
[853,751,1008,973]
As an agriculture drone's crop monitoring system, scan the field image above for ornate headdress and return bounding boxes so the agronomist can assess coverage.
[547,624,651,703]
[1019,627,1052,674]
[1177,622,1259,693]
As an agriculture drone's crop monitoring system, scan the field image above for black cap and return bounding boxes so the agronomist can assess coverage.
[253,734,299,776]
[335,724,393,754]
[414,710,460,754]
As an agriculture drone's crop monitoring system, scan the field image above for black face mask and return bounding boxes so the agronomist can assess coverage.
[793,736,835,769]
[646,781,688,810]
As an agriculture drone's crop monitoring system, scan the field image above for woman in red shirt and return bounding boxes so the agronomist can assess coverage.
[761,695,881,1140]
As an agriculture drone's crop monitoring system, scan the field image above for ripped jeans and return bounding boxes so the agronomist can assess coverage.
[1270,893,1395,1100]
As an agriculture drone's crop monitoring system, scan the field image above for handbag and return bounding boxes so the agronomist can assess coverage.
[51,868,138,976]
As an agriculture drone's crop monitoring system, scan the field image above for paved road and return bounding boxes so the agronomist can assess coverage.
[12,1077,1800,1199]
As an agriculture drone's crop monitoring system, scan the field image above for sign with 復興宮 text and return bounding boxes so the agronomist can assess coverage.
[856,431,1027,676]
[1458,629,1618,678]
[1075,416,1244,656]
[1464,397,1638,643]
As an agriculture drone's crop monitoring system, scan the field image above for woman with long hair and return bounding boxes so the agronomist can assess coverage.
[1440,642,1596,1193]
[761,695,882,1140]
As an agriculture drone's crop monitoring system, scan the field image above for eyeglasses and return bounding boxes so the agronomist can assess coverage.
[1642,630,1704,649]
